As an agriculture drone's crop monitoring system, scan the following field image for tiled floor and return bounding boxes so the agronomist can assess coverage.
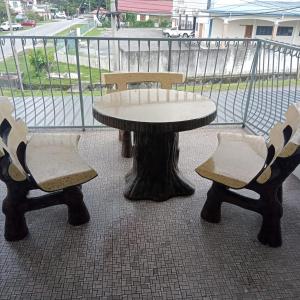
[1,128,300,299]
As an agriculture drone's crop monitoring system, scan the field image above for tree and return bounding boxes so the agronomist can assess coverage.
[0,1,8,23]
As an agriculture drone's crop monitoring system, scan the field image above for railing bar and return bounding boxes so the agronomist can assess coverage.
[217,39,230,107]
[242,40,261,126]
[0,39,16,113]
[225,41,240,121]
[97,40,103,97]
[281,49,287,122]
[167,40,172,72]
[256,41,267,125]
[138,40,141,72]
[9,38,27,122]
[177,40,182,72]
[1,35,262,43]
[128,40,130,72]
[201,41,211,95]
[118,40,121,71]
[261,42,273,130]
[147,40,150,73]
[43,39,56,126]
[87,39,94,105]
[74,39,85,130]
[233,41,250,115]
[287,51,293,107]
[64,38,75,126]
[294,55,300,103]
[157,40,160,72]
[274,48,281,122]
[192,41,202,93]
[184,40,192,91]
[209,40,220,98]
[32,38,47,125]
[108,40,111,72]
[53,38,66,126]
[21,38,37,126]
[175,39,182,90]
[249,42,263,122]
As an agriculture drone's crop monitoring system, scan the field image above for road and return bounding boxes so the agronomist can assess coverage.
[0,19,85,59]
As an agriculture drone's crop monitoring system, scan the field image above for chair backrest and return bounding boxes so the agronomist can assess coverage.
[257,102,300,184]
[102,72,185,92]
[0,97,28,182]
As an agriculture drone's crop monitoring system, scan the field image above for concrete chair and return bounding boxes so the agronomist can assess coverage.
[0,97,97,241]
[195,103,300,247]
[102,72,185,158]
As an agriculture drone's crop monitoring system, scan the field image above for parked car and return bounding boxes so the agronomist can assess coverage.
[21,20,36,27]
[0,22,23,31]
[55,11,67,19]
[162,27,194,38]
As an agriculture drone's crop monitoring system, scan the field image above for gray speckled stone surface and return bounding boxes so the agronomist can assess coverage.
[1,128,300,300]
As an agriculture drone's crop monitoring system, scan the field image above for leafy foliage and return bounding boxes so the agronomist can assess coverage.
[0,1,8,23]
[51,0,107,15]
[160,20,171,28]
[26,11,44,22]
[29,49,54,76]
[132,20,155,28]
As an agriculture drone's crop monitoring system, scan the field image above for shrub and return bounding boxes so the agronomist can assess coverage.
[133,19,154,28]
[29,49,54,76]
[160,20,171,28]
[101,19,111,28]
[26,11,44,22]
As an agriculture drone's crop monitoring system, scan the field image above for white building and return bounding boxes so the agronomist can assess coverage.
[208,1,300,44]
[172,1,300,44]
[8,1,23,14]
[172,0,210,37]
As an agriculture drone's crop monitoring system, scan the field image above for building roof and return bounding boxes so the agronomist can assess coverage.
[118,0,172,15]
[208,1,300,17]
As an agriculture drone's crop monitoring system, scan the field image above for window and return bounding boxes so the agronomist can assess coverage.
[277,26,293,36]
[256,26,273,35]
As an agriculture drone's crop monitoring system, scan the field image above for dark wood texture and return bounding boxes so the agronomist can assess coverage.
[121,130,133,158]
[124,132,195,201]
[94,89,216,201]
[201,149,300,247]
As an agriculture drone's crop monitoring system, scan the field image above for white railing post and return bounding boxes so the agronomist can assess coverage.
[243,40,261,127]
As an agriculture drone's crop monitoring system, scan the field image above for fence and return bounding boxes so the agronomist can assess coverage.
[0,36,299,136]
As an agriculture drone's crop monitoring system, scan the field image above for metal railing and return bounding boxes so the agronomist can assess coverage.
[0,35,299,135]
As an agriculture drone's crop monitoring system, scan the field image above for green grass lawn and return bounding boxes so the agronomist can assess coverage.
[84,27,105,37]
[0,48,108,90]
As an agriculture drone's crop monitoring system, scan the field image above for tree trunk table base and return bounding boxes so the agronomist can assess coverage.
[124,132,195,201]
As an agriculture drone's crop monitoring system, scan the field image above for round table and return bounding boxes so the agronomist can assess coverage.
[93,88,217,201]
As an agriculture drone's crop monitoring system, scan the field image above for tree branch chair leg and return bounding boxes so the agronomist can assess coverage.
[2,189,29,242]
[201,182,225,223]
[64,186,90,226]
[257,188,283,247]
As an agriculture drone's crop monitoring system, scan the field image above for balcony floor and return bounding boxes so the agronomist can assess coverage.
[1,128,300,299]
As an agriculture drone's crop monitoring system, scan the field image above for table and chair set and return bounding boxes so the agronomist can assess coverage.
[0,72,300,248]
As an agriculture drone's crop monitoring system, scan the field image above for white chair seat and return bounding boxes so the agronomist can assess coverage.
[195,132,268,189]
[26,134,97,192]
